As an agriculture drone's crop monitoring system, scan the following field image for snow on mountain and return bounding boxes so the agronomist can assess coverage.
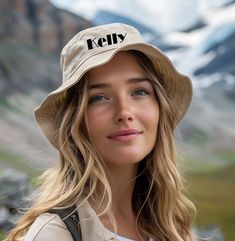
[163,2,235,89]
[164,2,235,48]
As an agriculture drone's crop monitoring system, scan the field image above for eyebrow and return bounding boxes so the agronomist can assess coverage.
[89,77,152,90]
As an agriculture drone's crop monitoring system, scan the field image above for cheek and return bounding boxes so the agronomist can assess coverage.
[87,110,98,138]
[87,108,109,139]
[141,104,159,151]
[139,101,159,129]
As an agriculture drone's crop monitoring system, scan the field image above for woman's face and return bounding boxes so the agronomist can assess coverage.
[86,51,159,166]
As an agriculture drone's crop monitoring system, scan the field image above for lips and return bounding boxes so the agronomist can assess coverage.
[107,129,143,139]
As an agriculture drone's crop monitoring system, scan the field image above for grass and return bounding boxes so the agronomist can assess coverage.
[0,149,40,179]
[187,163,235,241]
[0,231,5,241]
[0,150,41,240]
[0,98,23,115]
[216,151,235,164]
[191,129,209,147]
[0,41,28,73]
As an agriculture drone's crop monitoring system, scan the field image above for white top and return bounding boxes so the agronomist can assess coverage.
[116,233,154,241]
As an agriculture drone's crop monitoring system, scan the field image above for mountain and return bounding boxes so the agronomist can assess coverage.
[180,20,207,33]
[117,1,234,171]
[0,0,235,175]
[0,0,93,172]
[0,0,92,53]
[161,2,235,86]
[0,1,235,239]
[0,1,234,239]
[222,0,235,7]
[194,27,235,76]
[0,0,93,97]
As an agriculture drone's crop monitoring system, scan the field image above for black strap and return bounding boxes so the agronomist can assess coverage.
[48,205,82,241]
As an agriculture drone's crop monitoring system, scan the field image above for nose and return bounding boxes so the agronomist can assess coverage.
[114,97,134,124]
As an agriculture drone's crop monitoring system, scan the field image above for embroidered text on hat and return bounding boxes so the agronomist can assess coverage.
[87,33,127,50]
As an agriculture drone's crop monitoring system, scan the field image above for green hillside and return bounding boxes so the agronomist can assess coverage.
[188,163,235,241]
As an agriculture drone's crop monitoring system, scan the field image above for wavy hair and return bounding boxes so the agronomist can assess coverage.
[6,50,196,241]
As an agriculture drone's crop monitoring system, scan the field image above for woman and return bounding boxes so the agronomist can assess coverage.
[7,23,196,241]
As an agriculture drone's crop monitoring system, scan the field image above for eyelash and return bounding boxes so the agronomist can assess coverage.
[88,88,150,104]
[88,95,108,104]
[132,89,150,96]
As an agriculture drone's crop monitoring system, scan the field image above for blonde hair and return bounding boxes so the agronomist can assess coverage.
[6,50,196,241]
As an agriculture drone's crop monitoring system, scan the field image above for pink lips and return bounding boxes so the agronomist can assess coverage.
[107,129,143,141]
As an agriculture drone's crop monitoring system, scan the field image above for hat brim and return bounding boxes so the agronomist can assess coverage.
[34,42,192,149]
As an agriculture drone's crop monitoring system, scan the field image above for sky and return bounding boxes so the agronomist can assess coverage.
[49,0,232,33]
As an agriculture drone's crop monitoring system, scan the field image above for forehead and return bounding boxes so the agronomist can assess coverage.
[86,51,146,85]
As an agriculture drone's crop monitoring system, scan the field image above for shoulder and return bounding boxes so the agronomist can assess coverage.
[23,212,73,241]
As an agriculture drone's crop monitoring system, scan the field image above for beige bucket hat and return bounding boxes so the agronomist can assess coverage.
[34,23,193,149]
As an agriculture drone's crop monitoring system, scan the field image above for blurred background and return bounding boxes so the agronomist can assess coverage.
[0,0,234,240]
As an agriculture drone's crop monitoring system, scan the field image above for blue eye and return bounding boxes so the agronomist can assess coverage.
[133,89,149,96]
[88,95,108,104]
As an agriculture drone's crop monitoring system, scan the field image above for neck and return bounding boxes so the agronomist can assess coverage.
[90,163,148,241]
[107,163,138,215]
[91,163,139,216]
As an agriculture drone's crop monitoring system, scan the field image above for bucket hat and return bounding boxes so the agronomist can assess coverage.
[34,23,193,149]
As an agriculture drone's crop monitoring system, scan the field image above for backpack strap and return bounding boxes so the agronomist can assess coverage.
[48,205,82,241]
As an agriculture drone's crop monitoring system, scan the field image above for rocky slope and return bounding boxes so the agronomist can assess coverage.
[0,0,92,53]
[0,0,92,171]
